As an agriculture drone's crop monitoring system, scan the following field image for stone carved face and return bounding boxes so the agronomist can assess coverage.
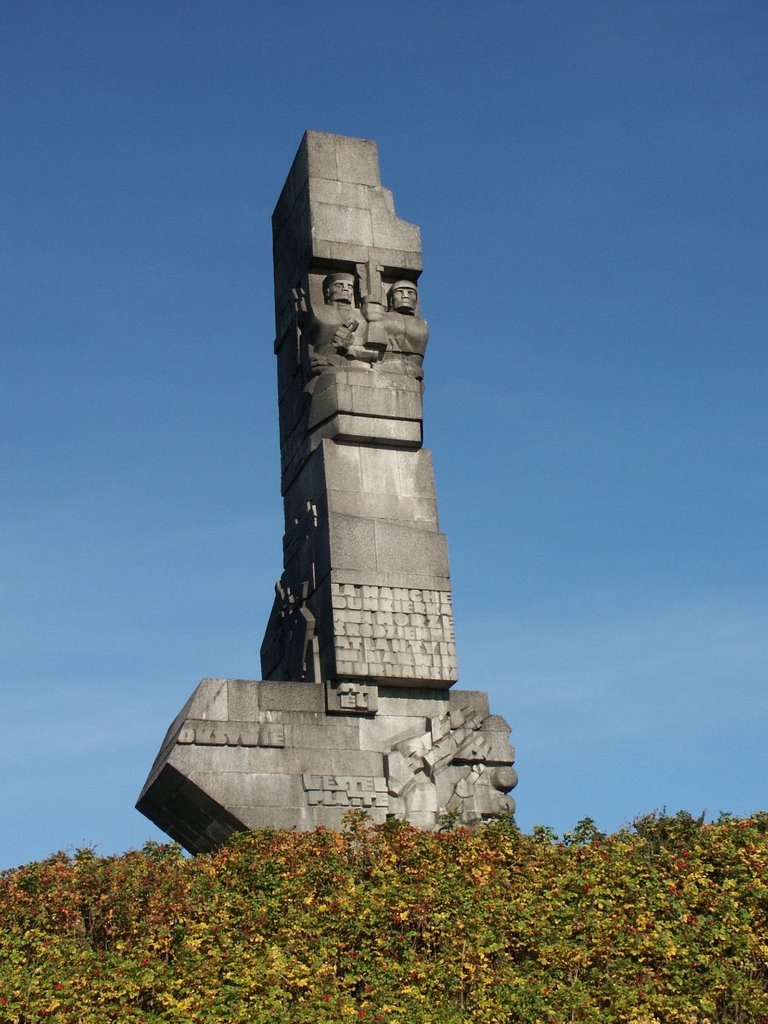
[323,274,355,306]
[389,280,418,314]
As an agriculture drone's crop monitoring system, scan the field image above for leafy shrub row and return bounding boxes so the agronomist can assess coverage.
[1,811,767,1023]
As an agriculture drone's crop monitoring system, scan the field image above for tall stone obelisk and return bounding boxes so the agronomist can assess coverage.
[137,133,517,854]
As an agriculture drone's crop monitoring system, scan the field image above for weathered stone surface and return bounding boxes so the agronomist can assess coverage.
[261,436,455,688]
[137,677,516,850]
[137,133,517,852]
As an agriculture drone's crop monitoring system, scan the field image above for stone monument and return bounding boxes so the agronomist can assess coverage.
[137,132,517,853]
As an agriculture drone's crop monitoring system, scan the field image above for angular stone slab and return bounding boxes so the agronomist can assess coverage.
[137,678,516,854]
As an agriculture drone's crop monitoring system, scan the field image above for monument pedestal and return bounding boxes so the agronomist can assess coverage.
[138,132,518,852]
[137,678,516,854]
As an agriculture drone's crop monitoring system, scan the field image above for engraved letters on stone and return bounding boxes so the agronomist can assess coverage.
[331,583,457,683]
[326,678,379,714]
[302,773,389,808]
[177,720,286,748]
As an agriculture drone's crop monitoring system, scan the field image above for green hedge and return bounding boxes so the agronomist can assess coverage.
[1,812,767,1023]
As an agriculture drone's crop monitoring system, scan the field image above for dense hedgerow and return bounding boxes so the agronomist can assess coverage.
[1,812,767,1024]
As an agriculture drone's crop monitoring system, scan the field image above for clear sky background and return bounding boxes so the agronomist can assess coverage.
[2,1,766,870]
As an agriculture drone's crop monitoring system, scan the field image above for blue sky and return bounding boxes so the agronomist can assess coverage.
[2,0,766,869]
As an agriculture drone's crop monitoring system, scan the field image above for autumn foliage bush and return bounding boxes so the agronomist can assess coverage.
[1,811,767,1023]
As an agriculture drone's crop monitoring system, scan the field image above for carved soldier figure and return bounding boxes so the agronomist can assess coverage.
[303,272,382,375]
[389,280,418,314]
[363,279,429,380]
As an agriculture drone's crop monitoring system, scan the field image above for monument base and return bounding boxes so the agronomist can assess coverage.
[137,678,517,854]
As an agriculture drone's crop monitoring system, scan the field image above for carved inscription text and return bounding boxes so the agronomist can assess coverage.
[331,583,457,681]
[302,773,389,808]
[327,679,379,714]
[178,720,285,748]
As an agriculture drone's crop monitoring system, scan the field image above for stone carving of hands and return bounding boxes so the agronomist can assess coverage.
[331,319,359,353]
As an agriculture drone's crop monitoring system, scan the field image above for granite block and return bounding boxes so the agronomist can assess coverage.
[284,721,361,750]
[314,414,422,448]
[323,439,363,492]
[376,691,451,718]
[331,569,452,591]
[189,677,230,720]
[348,382,422,421]
[257,680,325,712]
[358,446,402,496]
[369,248,422,273]
[189,771,304,808]
[226,679,260,720]
[333,135,380,186]
[304,131,338,181]
[328,513,377,572]
[449,690,491,719]
[318,240,372,265]
[370,193,422,252]
[309,177,370,209]
[396,450,438,499]
[326,491,438,527]
[310,203,373,247]
[235,804,315,830]
[374,520,450,576]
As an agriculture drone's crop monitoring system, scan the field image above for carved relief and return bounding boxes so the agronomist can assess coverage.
[282,500,319,580]
[441,763,516,826]
[366,280,429,381]
[261,581,318,682]
[302,273,383,376]
[385,707,517,826]
[302,773,389,808]
[275,265,429,478]
[300,272,428,382]
[178,720,285,748]
[261,502,321,682]
[326,679,379,715]
[332,583,457,682]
